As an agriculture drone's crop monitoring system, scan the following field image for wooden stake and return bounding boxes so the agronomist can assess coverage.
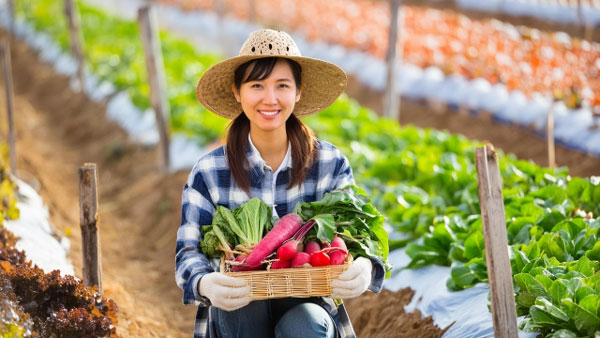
[547,105,556,169]
[475,145,518,338]
[7,0,15,38]
[1,40,16,176]
[138,5,171,172]
[248,0,255,23]
[64,0,85,92]
[383,0,401,120]
[78,163,102,294]
[216,0,225,18]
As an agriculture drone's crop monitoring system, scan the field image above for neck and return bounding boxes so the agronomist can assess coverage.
[250,127,288,170]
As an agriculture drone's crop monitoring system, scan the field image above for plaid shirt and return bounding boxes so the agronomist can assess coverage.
[175,138,385,338]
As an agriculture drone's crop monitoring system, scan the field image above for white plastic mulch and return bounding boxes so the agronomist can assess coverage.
[3,177,75,277]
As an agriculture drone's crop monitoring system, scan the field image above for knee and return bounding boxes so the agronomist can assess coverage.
[275,303,335,338]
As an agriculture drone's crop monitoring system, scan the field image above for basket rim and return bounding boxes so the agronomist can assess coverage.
[221,253,353,276]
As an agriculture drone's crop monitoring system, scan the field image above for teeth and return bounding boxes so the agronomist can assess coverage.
[260,110,279,116]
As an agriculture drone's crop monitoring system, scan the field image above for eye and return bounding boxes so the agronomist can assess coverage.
[278,83,290,88]
[250,83,262,88]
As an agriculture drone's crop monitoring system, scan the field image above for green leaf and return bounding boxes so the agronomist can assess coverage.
[450,262,478,289]
[534,297,570,323]
[313,214,336,243]
[514,273,548,298]
[534,186,567,205]
[567,178,589,202]
[547,329,577,338]
[463,232,485,260]
[575,286,596,304]
[536,274,554,292]
[550,279,568,305]
[530,305,565,328]
[586,241,600,261]
[563,296,600,336]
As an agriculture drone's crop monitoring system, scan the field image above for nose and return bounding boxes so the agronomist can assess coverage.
[263,86,277,105]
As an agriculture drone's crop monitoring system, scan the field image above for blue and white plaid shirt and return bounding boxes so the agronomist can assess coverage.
[175,137,385,338]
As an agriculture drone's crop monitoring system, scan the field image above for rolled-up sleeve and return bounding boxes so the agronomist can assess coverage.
[367,257,385,293]
[175,166,216,306]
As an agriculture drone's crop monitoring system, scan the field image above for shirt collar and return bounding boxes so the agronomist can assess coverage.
[247,133,293,172]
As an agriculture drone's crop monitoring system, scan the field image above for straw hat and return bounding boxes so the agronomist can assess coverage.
[196,29,347,119]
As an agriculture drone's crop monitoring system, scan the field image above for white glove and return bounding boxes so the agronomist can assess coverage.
[331,257,372,299]
[199,272,251,311]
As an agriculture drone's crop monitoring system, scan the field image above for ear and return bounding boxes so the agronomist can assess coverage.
[232,84,241,103]
[295,85,302,103]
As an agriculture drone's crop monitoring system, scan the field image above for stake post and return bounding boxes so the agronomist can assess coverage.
[547,105,556,169]
[138,5,171,172]
[64,0,86,91]
[475,145,518,338]
[248,0,255,22]
[383,0,402,121]
[78,163,102,295]
[7,0,15,38]
[1,40,16,175]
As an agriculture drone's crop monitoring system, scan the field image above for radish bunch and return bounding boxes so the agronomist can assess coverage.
[273,236,348,269]
[226,212,349,271]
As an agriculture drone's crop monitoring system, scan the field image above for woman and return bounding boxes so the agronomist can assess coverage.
[176,29,385,338]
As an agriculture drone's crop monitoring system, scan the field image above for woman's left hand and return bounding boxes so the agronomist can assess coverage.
[330,257,372,299]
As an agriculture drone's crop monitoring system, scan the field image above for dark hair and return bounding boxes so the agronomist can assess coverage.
[227,57,318,193]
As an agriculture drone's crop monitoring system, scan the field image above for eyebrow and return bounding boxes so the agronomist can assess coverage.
[277,78,293,82]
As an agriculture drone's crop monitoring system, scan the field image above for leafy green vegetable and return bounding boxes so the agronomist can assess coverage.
[294,185,391,277]
[200,199,272,257]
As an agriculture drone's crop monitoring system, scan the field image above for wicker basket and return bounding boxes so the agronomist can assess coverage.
[221,255,353,300]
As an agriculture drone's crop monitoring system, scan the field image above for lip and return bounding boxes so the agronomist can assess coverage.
[258,110,281,119]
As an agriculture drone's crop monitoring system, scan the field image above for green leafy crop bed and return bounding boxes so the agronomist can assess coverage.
[16,1,600,336]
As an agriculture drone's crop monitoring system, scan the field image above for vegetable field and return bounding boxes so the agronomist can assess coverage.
[0,0,599,337]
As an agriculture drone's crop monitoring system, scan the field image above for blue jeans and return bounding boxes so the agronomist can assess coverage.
[214,298,335,338]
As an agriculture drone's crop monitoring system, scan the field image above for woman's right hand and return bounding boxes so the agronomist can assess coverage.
[199,272,251,311]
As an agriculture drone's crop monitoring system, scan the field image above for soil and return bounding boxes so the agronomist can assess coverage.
[345,288,450,338]
[0,29,448,337]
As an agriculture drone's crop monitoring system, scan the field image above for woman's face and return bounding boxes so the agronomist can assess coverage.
[233,59,301,134]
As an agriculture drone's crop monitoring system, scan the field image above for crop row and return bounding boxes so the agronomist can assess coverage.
[140,0,600,155]
[15,1,600,335]
[162,0,600,111]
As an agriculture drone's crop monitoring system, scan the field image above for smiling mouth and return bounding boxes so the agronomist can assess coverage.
[258,110,281,116]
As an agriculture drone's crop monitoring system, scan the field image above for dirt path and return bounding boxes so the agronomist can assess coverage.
[2,29,196,337]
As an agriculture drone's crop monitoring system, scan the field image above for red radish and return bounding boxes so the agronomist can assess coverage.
[291,252,311,267]
[245,213,303,267]
[271,260,291,269]
[310,252,331,266]
[304,241,321,255]
[273,219,318,264]
[235,254,247,263]
[331,236,347,250]
[329,250,347,265]
[231,262,262,272]
[277,240,298,261]
[321,241,331,249]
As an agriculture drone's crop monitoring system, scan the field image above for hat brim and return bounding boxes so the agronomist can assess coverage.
[196,55,347,119]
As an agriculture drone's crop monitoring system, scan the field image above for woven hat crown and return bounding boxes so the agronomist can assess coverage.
[238,29,302,57]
